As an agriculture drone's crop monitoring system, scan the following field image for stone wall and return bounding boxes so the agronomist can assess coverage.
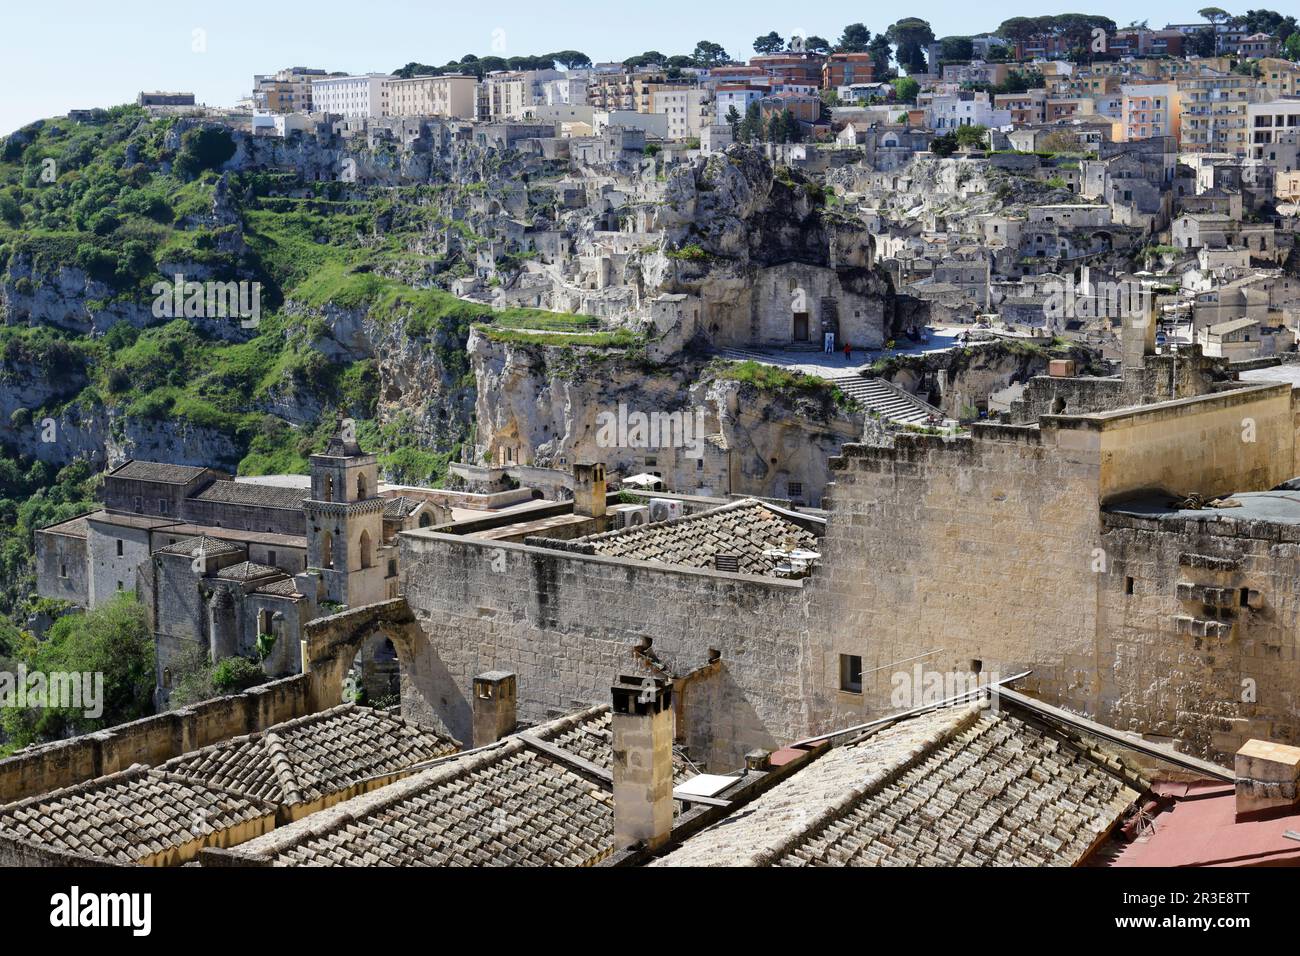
[34,529,89,605]
[0,675,311,804]
[399,533,808,769]
[1099,511,1300,757]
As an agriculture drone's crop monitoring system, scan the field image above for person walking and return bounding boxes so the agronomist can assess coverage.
[843,341,852,362]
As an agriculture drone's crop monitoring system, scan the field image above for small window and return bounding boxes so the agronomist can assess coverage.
[1125,576,1135,595]
[116,581,123,591]
[788,481,803,499]
[971,659,983,675]
[59,563,68,579]
[133,496,143,512]
[267,550,277,567]
[839,654,863,694]
[645,456,658,468]
[116,539,124,557]
[158,498,169,514]
[1240,587,1250,607]
[714,554,740,573]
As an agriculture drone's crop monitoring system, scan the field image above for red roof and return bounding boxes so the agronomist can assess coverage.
[1106,781,1300,867]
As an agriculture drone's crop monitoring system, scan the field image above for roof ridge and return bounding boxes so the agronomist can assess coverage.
[262,728,304,805]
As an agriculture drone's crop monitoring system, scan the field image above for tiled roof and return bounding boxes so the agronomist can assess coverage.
[109,460,211,484]
[574,499,818,575]
[155,534,245,558]
[39,513,92,538]
[222,706,691,867]
[654,704,1140,868]
[0,764,272,865]
[191,480,306,510]
[214,561,281,582]
[158,704,461,807]
[383,495,418,518]
[253,577,304,597]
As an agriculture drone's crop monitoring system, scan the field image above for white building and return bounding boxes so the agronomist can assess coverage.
[650,88,710,141]
[1247,97,1300,162]
[541,75,588,106]
[715,87,763,124]
[923,92,1012,131]
[311,74,391,119]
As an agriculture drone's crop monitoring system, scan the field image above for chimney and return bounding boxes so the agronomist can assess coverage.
[572,462,607,519]
[1121,281,1157,370]
[611,675,674,851]
[472,671,517,748]
[1235,739,1300,818]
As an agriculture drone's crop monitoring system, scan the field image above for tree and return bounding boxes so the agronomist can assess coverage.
[804,36,832,55]
[837,23,872,53]
[172,127,235,180]
[692,40,729,67]
[754,32,785,55]
[930,131,959,156]
[955,124,989,150]
[549,50,592,69]
[887,18,936,74]
[1286,32,1300,59]
[892,76,920,104]
[0,593,154,747]
[726,105,742,140]
[739,101,762,143]
[868,35,893,76]
[1198,7,1232,25]
[997,17,1043,41]
[1189,26,1218,56]
[938,37,975,62]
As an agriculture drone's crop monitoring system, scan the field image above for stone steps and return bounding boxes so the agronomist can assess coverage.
[824,373,943,426]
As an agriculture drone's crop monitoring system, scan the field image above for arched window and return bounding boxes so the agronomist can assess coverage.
[356,473,368,500]
[258,609,272,635]
[323,474,334,502]
[418,511,432,528]
[359,529,373,569]
[322,531,334,569]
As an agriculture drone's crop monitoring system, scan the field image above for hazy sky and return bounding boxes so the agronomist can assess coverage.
[2,1,1211,135]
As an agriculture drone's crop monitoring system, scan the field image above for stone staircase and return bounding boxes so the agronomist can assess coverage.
[714,348,946,426]
[824,373,944,426]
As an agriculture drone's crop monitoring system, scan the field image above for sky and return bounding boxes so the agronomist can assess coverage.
[1,0,1216,135]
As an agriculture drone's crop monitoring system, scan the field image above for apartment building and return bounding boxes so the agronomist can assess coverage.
[1237,33,1279,59]
[311,73,390,119]
[994,90,1047,126]
[714,86,764,124]
[253,67,328,113]
[748,54,823,88]
[649,87,710,141]
[1121,83,1179,143]
[1248,98,1300,162]
[384,75,478,120]
[822,53,875,89]
[587,70,674,113]
[1259,59,1300,98]
[1177,73,1257,157]
[541,75,588,106]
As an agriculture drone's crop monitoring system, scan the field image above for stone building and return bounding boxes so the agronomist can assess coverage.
[392,313,1300,770]
[35,426,444,706]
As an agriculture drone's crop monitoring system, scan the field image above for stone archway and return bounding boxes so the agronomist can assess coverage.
[302,598,436,726]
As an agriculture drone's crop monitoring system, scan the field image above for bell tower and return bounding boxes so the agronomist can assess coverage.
[304,419,385,606]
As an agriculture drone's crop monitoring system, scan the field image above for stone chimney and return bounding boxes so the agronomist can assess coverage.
[1121,282,1157,371]
[611,675,674,851]
[1235,739,1300,817]
[472,671,517,748]
[572,462,606,519]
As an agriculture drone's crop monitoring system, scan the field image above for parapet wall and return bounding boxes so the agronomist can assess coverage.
[0,674,311,804]
[399,530,808,769]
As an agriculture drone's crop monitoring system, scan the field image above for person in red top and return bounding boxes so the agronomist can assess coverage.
[843,341,852,362]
